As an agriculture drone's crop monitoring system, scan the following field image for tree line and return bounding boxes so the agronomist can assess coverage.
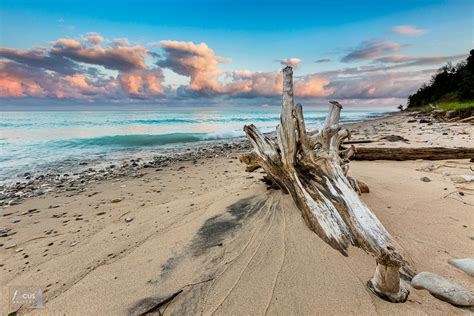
[407,49,473,108]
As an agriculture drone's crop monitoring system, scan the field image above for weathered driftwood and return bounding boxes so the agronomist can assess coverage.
[368,252,409,303]
[241,66,414,301]
[352,147,474,161]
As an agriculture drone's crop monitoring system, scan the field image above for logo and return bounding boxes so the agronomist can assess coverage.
[9,286,44,312]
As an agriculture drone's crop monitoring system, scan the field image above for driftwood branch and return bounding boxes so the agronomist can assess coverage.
[241,66,414,302]
[352,147,474,161]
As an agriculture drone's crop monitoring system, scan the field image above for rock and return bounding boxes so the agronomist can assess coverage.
[420,176,431,182]
[419,162,434,171]
[411,272,473,306]
[419,119,431,123]
[442,171,450,177]
[124,217,133,223]
[5,243,16,249]
[110,198,123,203]
[448,258,474,277]
[451,175,474,184]
[381,135,409,142]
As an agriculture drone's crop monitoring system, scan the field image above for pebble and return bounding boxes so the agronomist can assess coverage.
[420,176,431,182]
[5,244,16,249]
[448,258,474,277]
[411,272,473,306]
[442,171,450,177]
[419,162,434,171]
[451,175,474,184]
[110,198,123,203]
[124,217,133,223]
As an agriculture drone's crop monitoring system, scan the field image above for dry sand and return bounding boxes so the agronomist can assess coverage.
[1,112,473,315]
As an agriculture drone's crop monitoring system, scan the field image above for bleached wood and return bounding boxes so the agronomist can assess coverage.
[241,66,414,285]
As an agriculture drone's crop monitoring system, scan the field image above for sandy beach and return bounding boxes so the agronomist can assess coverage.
[1,111,473,315]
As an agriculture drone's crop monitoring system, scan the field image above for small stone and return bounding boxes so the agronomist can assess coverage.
[70,241,79,247]
[411,272,473,306]
[419,162,434,171]
[451,175,474,184]
[110,198,123,203]
[5,244,16,249]
[442,171,450,177]
[120,185,126,188]
[448,258,474,277]
[15,248,24,253]
[420,176,431,182]
[124,217,133,223]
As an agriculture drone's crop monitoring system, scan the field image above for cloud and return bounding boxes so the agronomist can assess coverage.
[223,70,282,97]
[50,38,150,72]
[325,69,432,100]
[158,40,230,94]
[0,34,164,99]
[0,62,47,97]
[0,34,467,105]
[84,32,104,45]
[294,75,334,97]
[341,40,402,62]
[372,54,466,66]
[391,25,427,36]
[278,58,302,68]
[315,58,331,63]
[0,47,78,75]
[118,69,164,96]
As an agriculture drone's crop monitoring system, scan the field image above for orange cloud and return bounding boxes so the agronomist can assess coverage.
[159,40,230,94]
[118,69,164,95]
[295,75,334,97]
[223,71,282,97]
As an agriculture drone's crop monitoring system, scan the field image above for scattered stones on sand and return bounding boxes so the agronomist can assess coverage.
[448,258,474,277]
[0,139,252,207]
[411,272,474,306]
[420,176,431,182]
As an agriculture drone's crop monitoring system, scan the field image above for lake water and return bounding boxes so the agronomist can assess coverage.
[0,109,390,184]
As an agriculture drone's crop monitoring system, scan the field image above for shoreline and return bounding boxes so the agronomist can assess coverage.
[0,111,395,207]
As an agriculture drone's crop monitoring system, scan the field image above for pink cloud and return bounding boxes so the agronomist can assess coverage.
[118,69,164,96]
[223,71,282,97]
[391,25,427,36]
[341,40,402,62]
[159,40,231,94]
[294,75,334,97]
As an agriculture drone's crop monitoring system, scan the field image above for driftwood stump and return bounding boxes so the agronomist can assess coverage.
[241,66,413,302]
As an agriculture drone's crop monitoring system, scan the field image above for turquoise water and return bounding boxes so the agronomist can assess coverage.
[0,109,389,184]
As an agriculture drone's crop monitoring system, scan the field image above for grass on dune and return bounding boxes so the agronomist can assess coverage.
[407,101,474,111]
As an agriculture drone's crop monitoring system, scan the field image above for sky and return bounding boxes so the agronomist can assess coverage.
[0,0,472,109]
